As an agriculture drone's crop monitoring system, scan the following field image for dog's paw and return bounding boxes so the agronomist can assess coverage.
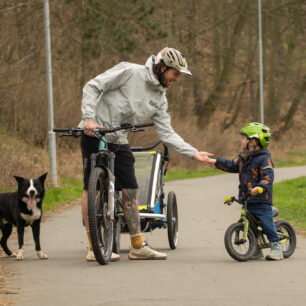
[10,252,17,258]
[37,251,48,260]
[16,249,24,261]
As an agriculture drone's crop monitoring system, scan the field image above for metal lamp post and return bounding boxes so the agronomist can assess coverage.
[43,0,57,185]
[258,0,264,124]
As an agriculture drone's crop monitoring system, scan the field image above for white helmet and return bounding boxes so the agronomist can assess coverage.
[156,47,192,75]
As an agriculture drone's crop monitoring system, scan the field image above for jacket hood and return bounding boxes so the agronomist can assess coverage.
[145,55,167,93]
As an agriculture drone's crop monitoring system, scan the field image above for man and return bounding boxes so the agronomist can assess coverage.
[79,47,213,261]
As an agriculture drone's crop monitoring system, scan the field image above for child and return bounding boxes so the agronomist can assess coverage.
[206,122,283,260]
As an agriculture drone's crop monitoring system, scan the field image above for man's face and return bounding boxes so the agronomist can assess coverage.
[161,67,182,88]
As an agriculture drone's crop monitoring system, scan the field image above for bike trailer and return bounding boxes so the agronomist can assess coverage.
[133,151,164,217]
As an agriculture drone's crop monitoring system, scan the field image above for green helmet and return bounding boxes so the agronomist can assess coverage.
[240,122,271,147]
[157,47,192,75]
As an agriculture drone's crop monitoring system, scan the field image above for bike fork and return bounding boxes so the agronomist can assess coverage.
[240,208,249,242]
[107,152,116,220]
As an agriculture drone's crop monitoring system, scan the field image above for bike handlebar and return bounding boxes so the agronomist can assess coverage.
[224,187,264,205]
[53,123,154,137]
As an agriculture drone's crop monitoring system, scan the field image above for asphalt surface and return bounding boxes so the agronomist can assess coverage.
[1,166,306,306]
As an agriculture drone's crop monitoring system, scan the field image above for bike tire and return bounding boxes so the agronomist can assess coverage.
[167,191,178,249]
[224,222,256,262]
[88,167,113,265]
[275,220,296,258]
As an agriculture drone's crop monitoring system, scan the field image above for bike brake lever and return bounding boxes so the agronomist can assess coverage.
[130,128,144,133]
[59,131,82,138]
[59,133,72,138]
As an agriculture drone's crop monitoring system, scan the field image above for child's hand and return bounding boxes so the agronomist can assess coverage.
[193,152,215,167]
[193,152,217,169]
[205,157,217,169]
[250,187,263,196]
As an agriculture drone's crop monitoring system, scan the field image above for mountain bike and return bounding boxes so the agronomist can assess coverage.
[54,122,178,265]
[54,123,153,265]
[223,188,296,262]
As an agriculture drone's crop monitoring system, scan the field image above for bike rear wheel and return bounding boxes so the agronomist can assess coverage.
[275,220,296,258]
[167,191,178,249]
[224,222,256,262]
[88,167,113,265]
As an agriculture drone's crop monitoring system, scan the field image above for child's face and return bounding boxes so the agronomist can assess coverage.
[241,135,248,150]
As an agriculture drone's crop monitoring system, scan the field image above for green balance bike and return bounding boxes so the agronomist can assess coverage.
[223,187,296,262]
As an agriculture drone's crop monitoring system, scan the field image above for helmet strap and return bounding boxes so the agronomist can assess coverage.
[155,60,170,87]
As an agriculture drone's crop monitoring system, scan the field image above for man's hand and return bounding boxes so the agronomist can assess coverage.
[84,120,103,137]
[193,152,215,168]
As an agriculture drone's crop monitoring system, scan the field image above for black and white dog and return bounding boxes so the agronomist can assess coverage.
[0,173,48,260]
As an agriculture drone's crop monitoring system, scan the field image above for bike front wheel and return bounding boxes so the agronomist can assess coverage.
[224,222,257,262]
[88,167,113,265]
[275,220,296,258]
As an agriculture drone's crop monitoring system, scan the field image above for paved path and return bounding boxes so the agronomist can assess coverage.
[1,166,306,306]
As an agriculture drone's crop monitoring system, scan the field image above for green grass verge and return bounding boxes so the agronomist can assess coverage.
[274,176,306,234]
[274,151,306,168]
[44,177,83,211]
[164,168,223,182]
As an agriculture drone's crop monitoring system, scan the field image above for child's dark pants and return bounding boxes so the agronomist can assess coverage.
[247,203,279,242]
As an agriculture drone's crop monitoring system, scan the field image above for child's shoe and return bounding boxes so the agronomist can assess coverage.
[251,245,264,259]
[265,242,284,260]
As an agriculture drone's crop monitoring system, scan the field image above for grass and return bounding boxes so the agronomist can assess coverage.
[43,177,83,211]
[274,151,306,168]
[164,168,223,181]
[274,176,306,234]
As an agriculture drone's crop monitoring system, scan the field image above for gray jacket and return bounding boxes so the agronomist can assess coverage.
[79,56,197,158]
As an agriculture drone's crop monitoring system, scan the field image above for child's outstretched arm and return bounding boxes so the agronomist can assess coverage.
[215,157,240,173]
[205,156,240,172]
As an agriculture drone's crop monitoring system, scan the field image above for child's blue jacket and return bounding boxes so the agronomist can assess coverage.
[215,149,274,205]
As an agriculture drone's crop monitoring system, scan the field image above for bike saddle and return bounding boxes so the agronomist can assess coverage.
[272,207,279,217]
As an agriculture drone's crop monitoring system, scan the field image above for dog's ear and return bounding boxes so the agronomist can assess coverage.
[38,172,48,184]
[14,176,25,188]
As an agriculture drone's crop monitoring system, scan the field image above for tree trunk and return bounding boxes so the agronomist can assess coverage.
[273,74,306,140]
[197,0,250,126]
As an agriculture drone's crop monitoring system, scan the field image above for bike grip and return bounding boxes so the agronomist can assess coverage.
[53,128,70,132]
[224,197,232,203]
[257,187,264,194]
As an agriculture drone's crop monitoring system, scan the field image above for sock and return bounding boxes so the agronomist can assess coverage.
[87,231,92,251]
[131,234,144,249]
